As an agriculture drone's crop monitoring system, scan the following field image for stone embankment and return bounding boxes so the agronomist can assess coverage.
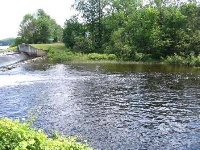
[18,44,47,57]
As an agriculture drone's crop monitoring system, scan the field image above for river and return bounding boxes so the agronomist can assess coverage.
[0,46,9,50]
[0,61,200,150]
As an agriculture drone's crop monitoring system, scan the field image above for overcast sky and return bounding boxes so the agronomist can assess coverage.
[0,0,76,39]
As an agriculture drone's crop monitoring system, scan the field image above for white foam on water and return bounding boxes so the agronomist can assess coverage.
[0,74,43,87]
[0,53,27,67]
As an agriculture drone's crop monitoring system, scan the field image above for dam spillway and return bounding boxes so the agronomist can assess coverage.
[18,44,47,57]
[0,52,28,68]
[0,44,47,68]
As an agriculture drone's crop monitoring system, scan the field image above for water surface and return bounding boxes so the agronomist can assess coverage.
[0,46,9,50]
[0,53,28,67]
[0,62,200,150]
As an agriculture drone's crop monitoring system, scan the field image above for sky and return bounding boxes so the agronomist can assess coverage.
[0,0,76,39]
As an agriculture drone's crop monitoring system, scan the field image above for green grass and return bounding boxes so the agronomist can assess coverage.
[0,118,92,150]
[30,43,118,63]
[31,43,67,51]
[29,43,157,64]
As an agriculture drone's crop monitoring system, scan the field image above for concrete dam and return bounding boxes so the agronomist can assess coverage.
[18,44,47,57]
[0,44,47,69]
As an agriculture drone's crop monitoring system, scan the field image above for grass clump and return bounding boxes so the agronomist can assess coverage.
[0,118,92,150]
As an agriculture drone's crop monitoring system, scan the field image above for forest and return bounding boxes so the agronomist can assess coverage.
[15,0,200,64]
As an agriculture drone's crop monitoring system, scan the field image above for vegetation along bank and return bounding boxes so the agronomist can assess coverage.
[0,118,92,150]
[10,0,200,66]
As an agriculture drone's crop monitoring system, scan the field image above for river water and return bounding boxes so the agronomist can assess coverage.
[0,53,28,67]
[0,46,9,50]
[0,61,200,150]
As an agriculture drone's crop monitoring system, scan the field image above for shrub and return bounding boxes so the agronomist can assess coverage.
[134,53,144,61]
[0,118,92,150]
[194,55,200,66]
[88,53,117,60]
[47,48,74,62]
[165,53,185,65]
[134,53,153,62]
[107,54,117,60]
[73,37,93,53]
[165,53,200,66]
[187,54,200,66]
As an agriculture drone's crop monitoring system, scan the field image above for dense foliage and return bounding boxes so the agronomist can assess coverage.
[63,0,200,61]
[0,118,92,150]
[32,43,117,62]
[14,9,63,46]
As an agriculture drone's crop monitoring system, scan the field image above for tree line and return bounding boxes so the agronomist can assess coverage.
[15,0,200,61]
[63,0,200,60]
[0,38,14,46]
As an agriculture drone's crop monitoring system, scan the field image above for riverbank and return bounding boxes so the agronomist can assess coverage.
[31,43,200,67]
[5,43,200,67]
[0,118,92,150]
[0,46,17,54]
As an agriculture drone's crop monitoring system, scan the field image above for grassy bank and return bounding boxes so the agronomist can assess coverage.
[10,43,200,67]
[30,43,117,63]
[0,118,92,150]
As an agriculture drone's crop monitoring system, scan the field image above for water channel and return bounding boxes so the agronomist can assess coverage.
[0,60,200,150]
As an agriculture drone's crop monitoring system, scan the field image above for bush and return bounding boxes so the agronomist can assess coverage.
[165,53,185,65]
[134,53,153,62]
[88,53,117,60]
[165,53,200,66]
[107,54,117,60]
[194,55,200,66]
[186,54,200,66]
[73,37,93,53]
[0,118,92,150]
[47,48,74,62]
[10,37,25,47]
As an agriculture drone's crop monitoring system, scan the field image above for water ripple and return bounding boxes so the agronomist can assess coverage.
[0,63,200,150]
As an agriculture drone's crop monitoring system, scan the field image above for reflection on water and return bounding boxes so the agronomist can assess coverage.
[0,62,200,150]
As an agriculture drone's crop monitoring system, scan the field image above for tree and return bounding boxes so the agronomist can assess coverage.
[63,16,85,49]
[180,2,200,55]
[18,14,37,43]
[70,0,200,60]
[74,0,108,52]
[18,9,63,44]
